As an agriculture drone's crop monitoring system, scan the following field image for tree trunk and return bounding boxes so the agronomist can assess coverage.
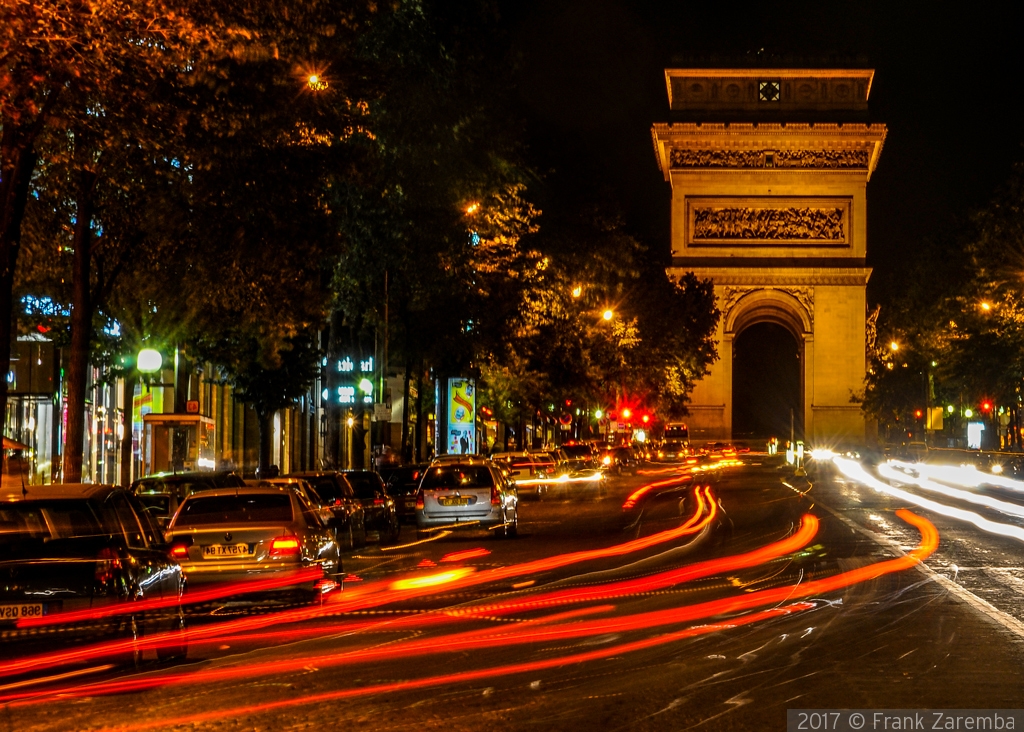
[0,136,38,475]
[119,370,136,487]
[325,311,344,468]
[62,170,99,483]
[401,354,412,463]
[257,408,273,478]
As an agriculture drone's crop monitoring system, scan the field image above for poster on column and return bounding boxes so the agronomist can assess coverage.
[447,378,476,455]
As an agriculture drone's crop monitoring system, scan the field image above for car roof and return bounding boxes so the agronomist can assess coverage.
[1,483,120,503]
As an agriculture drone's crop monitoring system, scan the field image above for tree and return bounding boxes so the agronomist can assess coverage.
[0,0,222,473]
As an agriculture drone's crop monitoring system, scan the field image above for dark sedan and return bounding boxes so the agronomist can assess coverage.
[383,464,429,523]
[0,483,187,666]
[342,470,400,543]
[285,471,367,550]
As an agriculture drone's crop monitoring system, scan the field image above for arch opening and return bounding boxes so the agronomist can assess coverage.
[732,322,803,442]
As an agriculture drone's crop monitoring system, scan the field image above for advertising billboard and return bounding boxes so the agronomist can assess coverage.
[447,378,476,455]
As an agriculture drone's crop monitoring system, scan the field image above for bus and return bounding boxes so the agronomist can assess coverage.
[663,423,689,444]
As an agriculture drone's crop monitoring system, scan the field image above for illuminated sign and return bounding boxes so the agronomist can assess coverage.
[448,378,476,455]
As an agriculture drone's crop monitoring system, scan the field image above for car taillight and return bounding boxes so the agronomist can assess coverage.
[414,490,424,510]
[373,498,385,507]
[95,547,122,585]
[491,486,501,506]
[170,543,190,560]
[270,536,301,557]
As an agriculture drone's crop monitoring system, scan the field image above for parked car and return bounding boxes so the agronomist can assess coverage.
[285,471,367,550]
[165,485,341,597]
[341,470,400,543]
[415,458,518,539]
[600,446,640,475]
[131,470,246,529]
[383,464,429,524]
[1,483,187,665]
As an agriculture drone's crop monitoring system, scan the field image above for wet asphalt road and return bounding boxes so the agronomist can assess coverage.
[4,456,1024,732]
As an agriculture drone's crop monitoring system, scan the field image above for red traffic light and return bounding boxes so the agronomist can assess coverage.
[981,401,993,413]
[914,409,923,419]
[641,414,650,424]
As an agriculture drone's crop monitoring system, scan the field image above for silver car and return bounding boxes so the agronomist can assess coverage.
[165,486,341,597]
[415,458,518,538]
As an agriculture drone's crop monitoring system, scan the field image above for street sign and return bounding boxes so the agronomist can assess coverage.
[374,403,392,421]
[186,400,199,414]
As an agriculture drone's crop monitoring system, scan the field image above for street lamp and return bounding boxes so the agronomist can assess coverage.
[137,348,163,374]
[602,309,614,321]
[889,341,899,352]
[572,286,582,298]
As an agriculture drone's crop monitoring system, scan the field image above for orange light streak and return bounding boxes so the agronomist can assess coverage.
[0,487,713,684]
[16,567,324,629]
[4,510,936,710]
[84,604,818,732]
[622,474,693,509]
[439,548,492,563]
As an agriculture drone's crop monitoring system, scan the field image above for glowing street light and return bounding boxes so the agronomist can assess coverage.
[602,309,614,321]
[572,285,582,298]
[980,302,992,312]
[137,348,163,374]
[307,73,327,91]
[889,341,899,352]
[594,409,604,419]
[465,202,480,215]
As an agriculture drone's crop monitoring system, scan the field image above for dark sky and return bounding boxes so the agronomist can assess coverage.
[498,0,1024,301]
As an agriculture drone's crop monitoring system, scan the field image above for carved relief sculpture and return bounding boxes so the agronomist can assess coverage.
[670,148,869,169]
[722,286,815,329]
[692,207,844,241]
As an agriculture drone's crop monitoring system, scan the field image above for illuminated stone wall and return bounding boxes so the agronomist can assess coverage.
[652,69,887,443]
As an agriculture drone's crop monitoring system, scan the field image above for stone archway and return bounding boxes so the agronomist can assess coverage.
[727,290,809,441]
[651,67,886,443]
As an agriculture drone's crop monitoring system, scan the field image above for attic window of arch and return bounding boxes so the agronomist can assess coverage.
[759,80,781,102]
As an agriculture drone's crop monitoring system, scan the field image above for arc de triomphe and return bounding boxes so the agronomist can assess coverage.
[652,68,887,443]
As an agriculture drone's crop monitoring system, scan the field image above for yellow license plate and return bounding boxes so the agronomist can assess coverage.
[202,543,251,558]
[439,497,470,506]
[0,603,44,621]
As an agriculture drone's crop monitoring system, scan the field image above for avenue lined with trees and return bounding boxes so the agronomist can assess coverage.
[1,0,720,478]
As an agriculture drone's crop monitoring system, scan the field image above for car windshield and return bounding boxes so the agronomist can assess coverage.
[420,466,494,490]
[0,500,114,544]
[175,494,293,526]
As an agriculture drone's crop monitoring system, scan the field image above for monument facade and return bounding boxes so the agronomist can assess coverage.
[651,68,887,442]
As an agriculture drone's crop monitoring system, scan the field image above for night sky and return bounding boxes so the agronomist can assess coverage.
[499,0,1024,301]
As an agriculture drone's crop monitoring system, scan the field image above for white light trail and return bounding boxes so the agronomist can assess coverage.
[879,462,1024,519]
[832,457,1024,544]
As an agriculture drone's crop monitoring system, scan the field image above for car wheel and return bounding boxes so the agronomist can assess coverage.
[157,606,188,662]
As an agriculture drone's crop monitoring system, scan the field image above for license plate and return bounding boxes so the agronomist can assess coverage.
[438,497,470,507]
[0,603,44,621]
[202,543,251,558]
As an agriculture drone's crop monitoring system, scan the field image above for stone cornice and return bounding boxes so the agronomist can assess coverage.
[666,266,872,287]
[664,69,875,112]
[651,123,887,181]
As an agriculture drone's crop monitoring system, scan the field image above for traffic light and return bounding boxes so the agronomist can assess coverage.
[641,414,650,424]
[914,409,923,419]
[981,401,993,414]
